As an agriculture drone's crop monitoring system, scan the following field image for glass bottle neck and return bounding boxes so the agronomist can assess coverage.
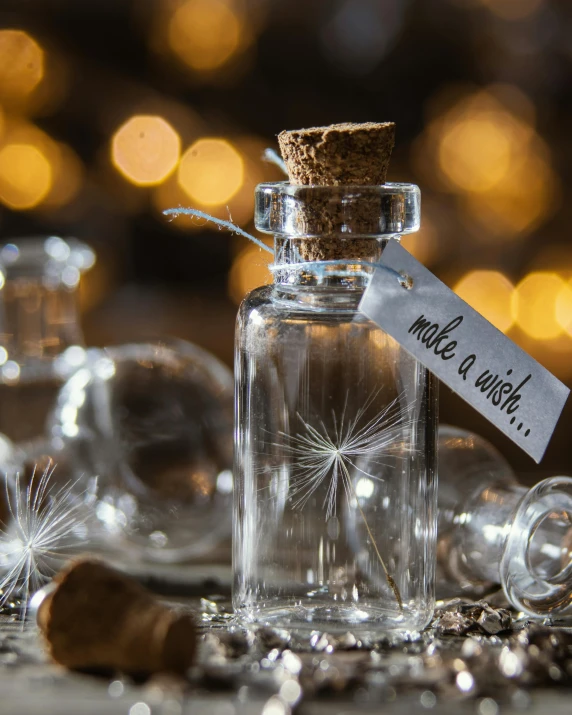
[272,236,387,289]
[459,484,525,583]
[0,275,84,380]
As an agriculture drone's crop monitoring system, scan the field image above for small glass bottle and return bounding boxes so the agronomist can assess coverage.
[0,237,94,445]
[234,182,438,634]
[438,425,572,617]
[49,340,234,563]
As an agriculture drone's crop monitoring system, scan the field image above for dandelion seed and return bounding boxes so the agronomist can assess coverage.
[281,393,414,519]
[0,463,89,621]
[278,393,414,610]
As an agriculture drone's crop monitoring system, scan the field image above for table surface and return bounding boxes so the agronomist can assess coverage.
[1,562,572,715]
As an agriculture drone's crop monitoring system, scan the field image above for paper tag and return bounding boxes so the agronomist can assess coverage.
[359,242,570,463]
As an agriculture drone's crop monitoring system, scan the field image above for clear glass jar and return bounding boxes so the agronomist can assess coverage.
[0,237,94,445]
[233,183,438,635]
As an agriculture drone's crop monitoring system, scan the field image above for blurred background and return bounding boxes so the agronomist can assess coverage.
[0,0,570,479]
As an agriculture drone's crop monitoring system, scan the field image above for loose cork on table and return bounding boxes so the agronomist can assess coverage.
[37,559,196,676]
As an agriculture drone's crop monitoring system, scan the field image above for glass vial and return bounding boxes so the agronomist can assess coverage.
[49,340,234,563]
[233,183,438,634]
[438,425,572,617]
[0,237,94,445]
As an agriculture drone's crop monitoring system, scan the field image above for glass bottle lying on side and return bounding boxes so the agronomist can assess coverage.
[438,425,572,618]
[234,183,438,635]
[48,340,234,564]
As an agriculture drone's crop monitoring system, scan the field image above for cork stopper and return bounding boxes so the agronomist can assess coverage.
[277,122,395,261]
[278,122,395,186]
[37,559,196,676]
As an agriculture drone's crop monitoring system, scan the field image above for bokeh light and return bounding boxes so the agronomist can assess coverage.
[461,147,556,238]
[454,270,514,333]
[511,272,565,340]
[0,143,52,209]
[438,113,513,194]
[154,135,277,231]
[413,87,558,240]
[0,30,44,103]
[0,118,83,212]
[168,0,243,72]
[153,171,198,230]
[228,241,272,304]
[177,138,244,206]
[111,115,181,186]
[556,280,572,337]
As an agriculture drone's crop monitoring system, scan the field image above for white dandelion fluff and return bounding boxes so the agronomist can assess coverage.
[0,463,89,620]
[281,393,414,519]
[278,393,415,609]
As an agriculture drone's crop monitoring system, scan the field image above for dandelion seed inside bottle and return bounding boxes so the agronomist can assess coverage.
[233,124,438,634]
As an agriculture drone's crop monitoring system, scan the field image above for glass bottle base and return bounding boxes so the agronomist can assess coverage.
[235,600,431,637]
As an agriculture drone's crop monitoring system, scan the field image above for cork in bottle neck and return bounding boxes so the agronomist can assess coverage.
[254,182,420,287]
[275,122,396,263]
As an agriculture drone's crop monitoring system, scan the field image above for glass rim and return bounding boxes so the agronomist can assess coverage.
[256,180,420,193]
[500,475,572,616]
[0,236,96,276]
[255,181,421,238]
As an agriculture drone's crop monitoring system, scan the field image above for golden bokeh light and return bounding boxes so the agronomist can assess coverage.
[454,270,514,333]
[414,88,558,240]
[461,142,556,237]
[435,91,533,195]
[154,135,273,231]
[0,30,44,102]
[168,0,242,72]
[438,114,512,193]
[154,172,238,230]
[511,272,565,340]
[556,279,572,337]
[178,138,244,206]
[0,117,54,153]
[153,172,200,230]
[228,241,273,305]
[0,118,83,211]
[0,143,52,210]
[111,115,181,186]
